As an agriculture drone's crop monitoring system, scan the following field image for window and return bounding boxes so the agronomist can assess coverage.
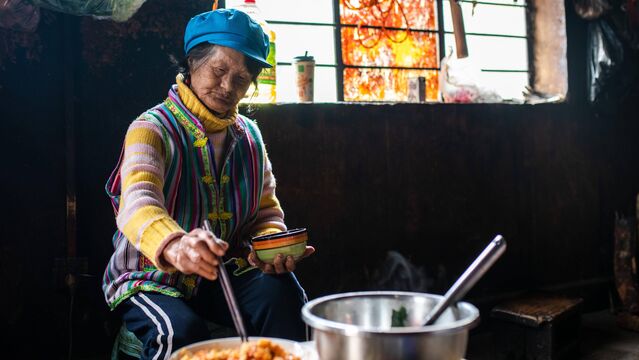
[227,0,529,103]
[442,0,529,101]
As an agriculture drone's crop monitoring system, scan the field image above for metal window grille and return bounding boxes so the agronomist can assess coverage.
[261,0,530,102]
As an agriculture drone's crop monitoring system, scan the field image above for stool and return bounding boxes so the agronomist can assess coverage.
[490,292,583,360]
[111,322,236,359]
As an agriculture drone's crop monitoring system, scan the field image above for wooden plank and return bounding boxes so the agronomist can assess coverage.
[491,293,583,327]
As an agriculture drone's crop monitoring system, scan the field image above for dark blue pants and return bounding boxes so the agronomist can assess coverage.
[119,267,307,360]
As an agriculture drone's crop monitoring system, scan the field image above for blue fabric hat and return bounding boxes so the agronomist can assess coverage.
[184,9,271,68]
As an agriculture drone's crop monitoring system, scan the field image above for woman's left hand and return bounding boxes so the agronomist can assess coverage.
[247,246,315,274]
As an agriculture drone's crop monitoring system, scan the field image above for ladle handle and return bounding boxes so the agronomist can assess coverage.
[423,235,506,326]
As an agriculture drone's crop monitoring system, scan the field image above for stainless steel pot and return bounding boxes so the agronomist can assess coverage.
[301,291,479,360]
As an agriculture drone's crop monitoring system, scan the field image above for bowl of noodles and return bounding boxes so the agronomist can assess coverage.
[170,337,314,360]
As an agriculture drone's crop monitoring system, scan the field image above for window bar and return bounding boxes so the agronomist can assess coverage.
[525,1,535,92]
[333,0,345,102]
[277,62,338,67]
[436,0,447,65]
[277,63,440,71]
[443,31,527,39]
[344,64,441,71]
[340,23,439,33]
[264,22,440,35]
[456,0,527,7]
[266,20,335,27]
[481,69,529,72]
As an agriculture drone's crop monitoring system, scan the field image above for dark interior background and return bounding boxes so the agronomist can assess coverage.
[1,0,638,358]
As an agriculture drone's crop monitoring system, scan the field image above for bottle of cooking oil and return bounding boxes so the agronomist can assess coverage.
[232,0,277,103]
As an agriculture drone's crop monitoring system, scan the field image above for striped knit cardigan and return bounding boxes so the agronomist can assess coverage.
[102,84,278,309]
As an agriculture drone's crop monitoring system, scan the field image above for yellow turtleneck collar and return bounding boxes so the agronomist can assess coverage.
[176,74,237,133]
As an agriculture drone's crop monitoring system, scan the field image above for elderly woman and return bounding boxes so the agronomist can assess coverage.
[102,9,314,359]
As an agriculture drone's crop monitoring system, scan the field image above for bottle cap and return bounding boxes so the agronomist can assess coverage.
[294,51,314,62]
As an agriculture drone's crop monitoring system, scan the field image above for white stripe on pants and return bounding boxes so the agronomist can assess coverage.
[131,294,175,360]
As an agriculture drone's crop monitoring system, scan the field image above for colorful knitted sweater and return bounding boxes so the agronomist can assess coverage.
[102,77,286,309]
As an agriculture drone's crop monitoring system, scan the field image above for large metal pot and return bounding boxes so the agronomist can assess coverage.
[301,291,479,360]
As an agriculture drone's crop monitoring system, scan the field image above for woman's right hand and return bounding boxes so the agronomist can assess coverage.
[161,228,228,280]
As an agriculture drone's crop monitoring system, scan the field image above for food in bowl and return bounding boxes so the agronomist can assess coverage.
[175,338,300,360]
[251,228,308,264]
[391,305,408,327]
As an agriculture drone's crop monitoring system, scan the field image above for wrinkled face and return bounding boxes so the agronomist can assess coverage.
[189,46,253,117]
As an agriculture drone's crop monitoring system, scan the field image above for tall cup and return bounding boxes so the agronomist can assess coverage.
[293,53,315,102]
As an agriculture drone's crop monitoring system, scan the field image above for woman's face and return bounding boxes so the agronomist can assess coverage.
[189,46,253,117]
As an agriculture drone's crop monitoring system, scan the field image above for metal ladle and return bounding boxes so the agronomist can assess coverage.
[422,235,507,326]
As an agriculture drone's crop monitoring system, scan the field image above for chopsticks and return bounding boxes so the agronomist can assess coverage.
[202,220,248,342]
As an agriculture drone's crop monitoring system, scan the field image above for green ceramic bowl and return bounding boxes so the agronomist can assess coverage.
[251,228,308,264]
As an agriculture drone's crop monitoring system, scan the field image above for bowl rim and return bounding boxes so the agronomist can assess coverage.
[168,336,307,359]
[254,241,307,252]
[301,290,480,336]
[251,228,307,242]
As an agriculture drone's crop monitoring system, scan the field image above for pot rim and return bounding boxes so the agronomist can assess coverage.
[301,291,480,336]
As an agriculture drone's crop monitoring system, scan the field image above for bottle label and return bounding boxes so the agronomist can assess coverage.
[295,61,314,102]
[257,41,276,85]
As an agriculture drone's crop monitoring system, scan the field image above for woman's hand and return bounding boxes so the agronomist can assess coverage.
[247,246,315,274]
[162,228,228,280]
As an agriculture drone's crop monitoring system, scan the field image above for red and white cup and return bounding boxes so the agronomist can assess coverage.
[293,53,315,102]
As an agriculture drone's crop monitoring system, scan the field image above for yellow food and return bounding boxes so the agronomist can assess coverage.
[178,339,301,360]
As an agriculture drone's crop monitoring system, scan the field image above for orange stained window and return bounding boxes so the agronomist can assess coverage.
[340,0,440,101]
[343,68,438,101]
